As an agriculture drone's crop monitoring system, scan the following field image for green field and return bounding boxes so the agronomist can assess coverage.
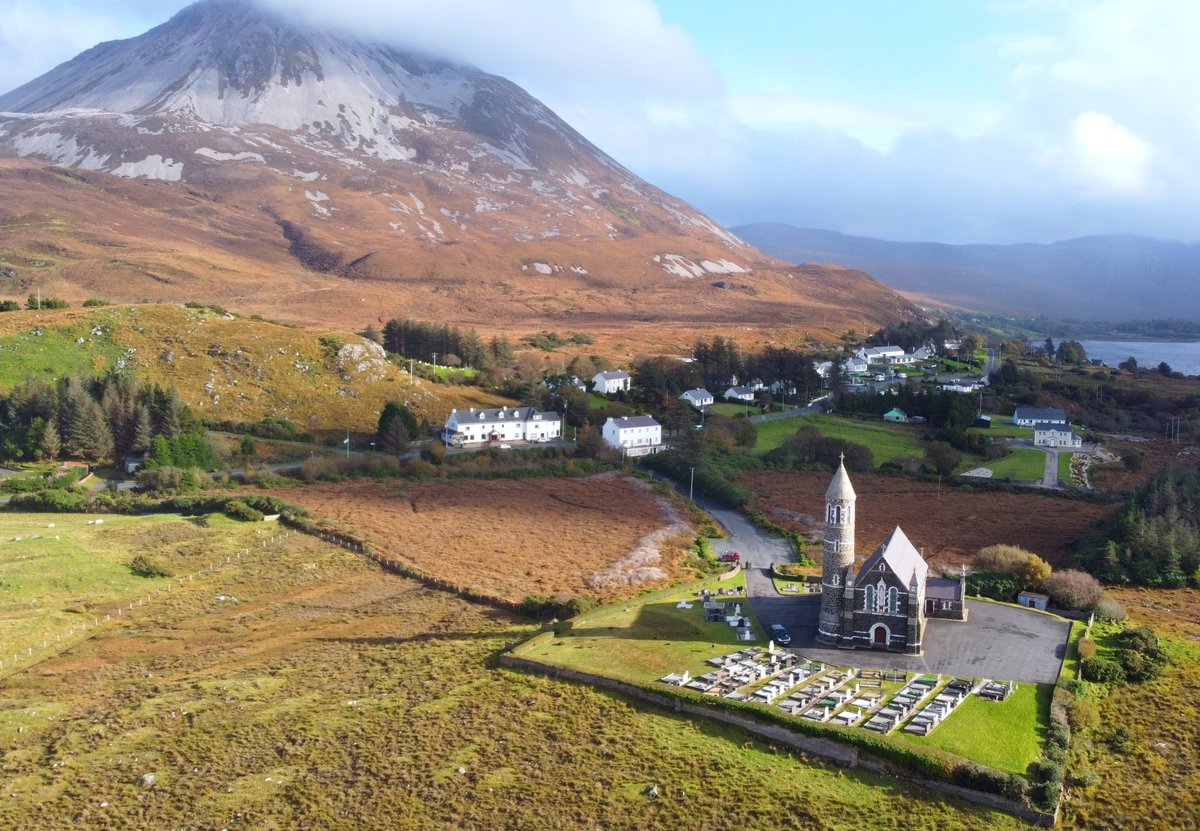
[895,682,1050,775]
[970,417,1033,439]
[0,512,276,668]
[518,571,759,682]
[753,413,926,467]
[982,448,1048,481]
[711,401,756,418]
[0,320,125,385]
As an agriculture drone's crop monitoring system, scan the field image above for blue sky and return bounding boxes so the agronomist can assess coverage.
[1,0,1196,245]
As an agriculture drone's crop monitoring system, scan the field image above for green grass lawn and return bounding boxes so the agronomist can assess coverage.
[980,448,1046,481]
[1058,450,1076,484]
[969,417,1032,439]
[710,401,756,418]
[771,575,820,595]
[412,361,478,381]
[895,682,1051,775]
[516,571,758,683]
[1061,619,1087,681]
[753,413,926,468]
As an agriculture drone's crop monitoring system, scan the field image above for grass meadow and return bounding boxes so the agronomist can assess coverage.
[752,412,926,466]
[979,448,1047,482]
[894,682,1050,775]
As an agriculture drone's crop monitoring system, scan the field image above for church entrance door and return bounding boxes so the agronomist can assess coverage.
[871,625,889,646]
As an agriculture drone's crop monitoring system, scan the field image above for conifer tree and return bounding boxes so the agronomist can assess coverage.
[39,418,60,461]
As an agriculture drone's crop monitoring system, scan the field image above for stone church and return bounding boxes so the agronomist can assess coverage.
[816,458,966,655]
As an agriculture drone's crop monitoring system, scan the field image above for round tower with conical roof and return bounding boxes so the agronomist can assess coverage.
[817,455,856,645]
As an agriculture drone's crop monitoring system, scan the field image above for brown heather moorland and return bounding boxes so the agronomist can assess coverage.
[740,470,1118,570]
[1061,588,1200,829]
[274,473,697,602]
[0,159,914,354]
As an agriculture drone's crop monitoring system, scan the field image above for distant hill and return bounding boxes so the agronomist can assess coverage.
[732,223,1200,321]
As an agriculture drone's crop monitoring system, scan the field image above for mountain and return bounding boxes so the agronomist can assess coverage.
[0,0,915,350]
[733,223,1200,322]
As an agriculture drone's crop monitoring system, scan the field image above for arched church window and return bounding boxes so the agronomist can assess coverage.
[863,584,875,611]
[888,587,900,614]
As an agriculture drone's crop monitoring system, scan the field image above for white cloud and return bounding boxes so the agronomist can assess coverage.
[1066,111,1154,196]
[264,0,723,99]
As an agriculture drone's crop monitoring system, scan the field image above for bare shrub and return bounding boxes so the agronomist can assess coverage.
[1095,594,1127,622]
[976,544,1034,575]
[1045,569,1104,610]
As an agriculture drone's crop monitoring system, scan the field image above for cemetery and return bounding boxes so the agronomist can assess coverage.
[657,635,1022,741]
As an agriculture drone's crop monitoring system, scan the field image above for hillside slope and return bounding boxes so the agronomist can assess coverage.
[0,304,506,431]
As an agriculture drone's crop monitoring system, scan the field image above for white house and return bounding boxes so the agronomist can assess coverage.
[768,380,797,396]
[443,407,562,446]
[813,360,833,379]
[602,415,663,457]
[592,370,631,394]
[1034,422,1081,448]
[843,356,869,375]
[680,388,714,408]
[1014,407,1067,427]
[724,385,756,402]
[857,345,912,365]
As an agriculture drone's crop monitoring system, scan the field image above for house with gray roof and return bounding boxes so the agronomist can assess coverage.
[592,370,631,394]
[680,388,714,408]
[602,415,663,457]
[1013,406,1067,426]
[1034,422,1081,448]
[724,384,756,402]
[443,407,561,446]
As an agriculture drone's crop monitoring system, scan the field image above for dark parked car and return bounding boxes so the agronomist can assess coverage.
[769,624,792,646]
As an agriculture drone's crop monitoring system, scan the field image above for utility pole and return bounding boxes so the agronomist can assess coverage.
[345,429,351,458]
[432,352,438,369]
[409,358,414,386]
[689,466,695,502]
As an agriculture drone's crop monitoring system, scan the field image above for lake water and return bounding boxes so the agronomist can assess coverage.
[1076,340,1200,376]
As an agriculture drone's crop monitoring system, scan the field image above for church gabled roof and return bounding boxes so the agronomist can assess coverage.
[858,526,928,588]
[825,457,856,500]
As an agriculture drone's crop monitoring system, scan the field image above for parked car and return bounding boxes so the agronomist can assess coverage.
[717,551,741,563]
[499,443,512,449]
[769,624,792,646]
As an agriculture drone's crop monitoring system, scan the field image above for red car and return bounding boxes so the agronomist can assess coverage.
[717,551,741,563]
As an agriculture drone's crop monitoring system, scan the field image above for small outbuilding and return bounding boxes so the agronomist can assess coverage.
[1017,591,1049,611]
[883,408,908,423]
